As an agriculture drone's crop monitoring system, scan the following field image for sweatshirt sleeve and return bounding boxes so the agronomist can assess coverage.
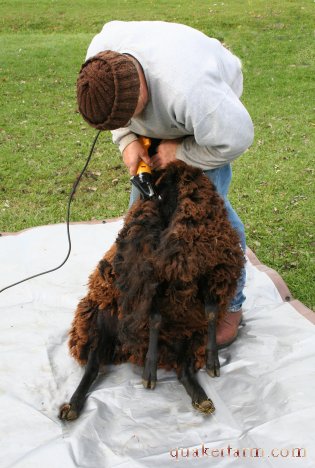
[111,128,138,153]
[176,89,254,170]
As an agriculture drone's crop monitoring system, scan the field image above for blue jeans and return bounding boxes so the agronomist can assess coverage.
[203,164,246,312]
[129,163,246,311]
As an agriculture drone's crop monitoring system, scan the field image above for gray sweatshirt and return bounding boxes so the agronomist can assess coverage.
[86,21,254,170]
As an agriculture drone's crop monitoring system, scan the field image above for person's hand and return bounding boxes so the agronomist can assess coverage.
[122,140,152,176]
[151,139,183,170]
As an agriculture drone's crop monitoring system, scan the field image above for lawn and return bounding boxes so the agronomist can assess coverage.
[0,0,314,310]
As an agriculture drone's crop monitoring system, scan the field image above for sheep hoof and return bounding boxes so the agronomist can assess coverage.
[206,366,220,378]
[193,398,215,415]
[142,358,157,389]
[59,403,79,421]
[142,378,156,390]
[206,351,220,378]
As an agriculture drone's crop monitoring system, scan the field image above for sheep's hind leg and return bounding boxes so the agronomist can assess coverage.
[59,308,118,421]
[142,311,161,390]
[177,350,215,415]
[205,301,220,378]
[59,344,101,421]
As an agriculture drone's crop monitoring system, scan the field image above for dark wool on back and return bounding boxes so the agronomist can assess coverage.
[68,161,244,372]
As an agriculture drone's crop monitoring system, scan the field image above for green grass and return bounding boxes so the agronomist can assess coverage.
[0,0,314,310]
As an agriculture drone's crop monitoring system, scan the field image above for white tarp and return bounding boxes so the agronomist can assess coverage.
[0,221,314,468]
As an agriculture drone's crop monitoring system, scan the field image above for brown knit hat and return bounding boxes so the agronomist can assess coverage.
[77,51,140,130]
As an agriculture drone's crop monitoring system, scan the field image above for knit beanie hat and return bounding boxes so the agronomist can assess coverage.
[77,51,140,130]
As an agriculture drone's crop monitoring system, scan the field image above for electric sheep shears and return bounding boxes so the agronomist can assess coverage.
[130,136,161,201]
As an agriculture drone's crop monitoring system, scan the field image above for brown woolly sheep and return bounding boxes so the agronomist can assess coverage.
[59,160,244,421]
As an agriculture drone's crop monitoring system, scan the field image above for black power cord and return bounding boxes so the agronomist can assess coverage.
[0,130,102,294]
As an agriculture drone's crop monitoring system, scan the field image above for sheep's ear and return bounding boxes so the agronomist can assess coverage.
[155,170,180,203]
[156,167,180,188]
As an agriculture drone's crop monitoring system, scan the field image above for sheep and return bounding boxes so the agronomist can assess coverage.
[59,160,244,421]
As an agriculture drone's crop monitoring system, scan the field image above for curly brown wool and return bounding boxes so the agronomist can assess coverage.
[68,161,244,370]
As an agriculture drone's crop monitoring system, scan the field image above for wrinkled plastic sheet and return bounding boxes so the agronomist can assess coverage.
[0,221,314,468]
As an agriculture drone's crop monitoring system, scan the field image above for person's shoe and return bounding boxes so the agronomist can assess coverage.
[216,309,243,349]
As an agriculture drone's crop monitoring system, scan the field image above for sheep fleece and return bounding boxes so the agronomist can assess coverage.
[68,161,245,371]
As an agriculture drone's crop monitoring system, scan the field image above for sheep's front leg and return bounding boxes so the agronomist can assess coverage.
[205,301,220,378]
[59,344,101,421]
[142,311,161,389]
